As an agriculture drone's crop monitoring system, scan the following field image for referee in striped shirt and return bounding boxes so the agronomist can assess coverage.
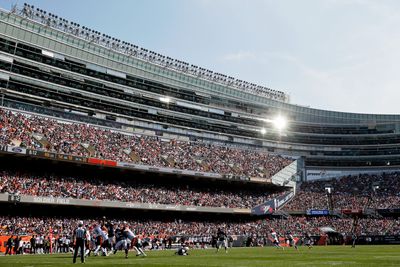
[73,221,86,264]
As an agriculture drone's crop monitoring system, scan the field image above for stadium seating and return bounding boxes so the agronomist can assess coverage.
[0,108,293,179]
[285,173,400,210]
[1,216,399,237]
[0,170,285,209]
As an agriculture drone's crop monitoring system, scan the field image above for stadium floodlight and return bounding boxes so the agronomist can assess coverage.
[260,128,266,135]
[325,186,333,194]
[325,185,334,210]
[372,182,380,192]
[159,96,171,104]
[272,115,287,131]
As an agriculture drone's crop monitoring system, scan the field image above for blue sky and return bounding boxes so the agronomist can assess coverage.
[1,0,400,114]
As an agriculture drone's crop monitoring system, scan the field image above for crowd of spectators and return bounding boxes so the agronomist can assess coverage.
[0,108,293,178]
[285,172,400,210]
[0,170,285,209]
[1,216,399,238]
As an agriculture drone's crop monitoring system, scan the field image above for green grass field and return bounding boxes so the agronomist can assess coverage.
[1,246,400,267]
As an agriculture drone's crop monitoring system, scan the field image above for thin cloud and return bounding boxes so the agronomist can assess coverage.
[223,51,256,61]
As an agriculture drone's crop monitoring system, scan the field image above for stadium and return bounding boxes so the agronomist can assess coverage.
[0,2,399,266]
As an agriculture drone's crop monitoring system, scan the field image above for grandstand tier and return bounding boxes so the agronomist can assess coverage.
[0,153,290,212]
[0,108,294,180]
[0,5,400,170]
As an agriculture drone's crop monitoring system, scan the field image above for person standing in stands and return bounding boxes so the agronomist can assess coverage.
[73,220,87,264]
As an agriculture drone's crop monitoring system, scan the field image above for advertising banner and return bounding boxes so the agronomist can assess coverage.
[251,199,275,215]
[354,235,400,245]
[88,158,117,167]
[57,154,87,163]
[251,191,294,215]
[275,192,294,208]
[6,146,26,154]
[377,209,400,215]
[306,209,330,215]
[341,209,363,215]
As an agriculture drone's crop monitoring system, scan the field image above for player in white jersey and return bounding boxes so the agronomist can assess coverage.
[86,232,97,257]
[35,236,41,254]
[93,224,109,256]
[270,229,284,250]
[84,226,91,257]
[37,235,44,254]
[133,236,147,257]
[124,225,147,257]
